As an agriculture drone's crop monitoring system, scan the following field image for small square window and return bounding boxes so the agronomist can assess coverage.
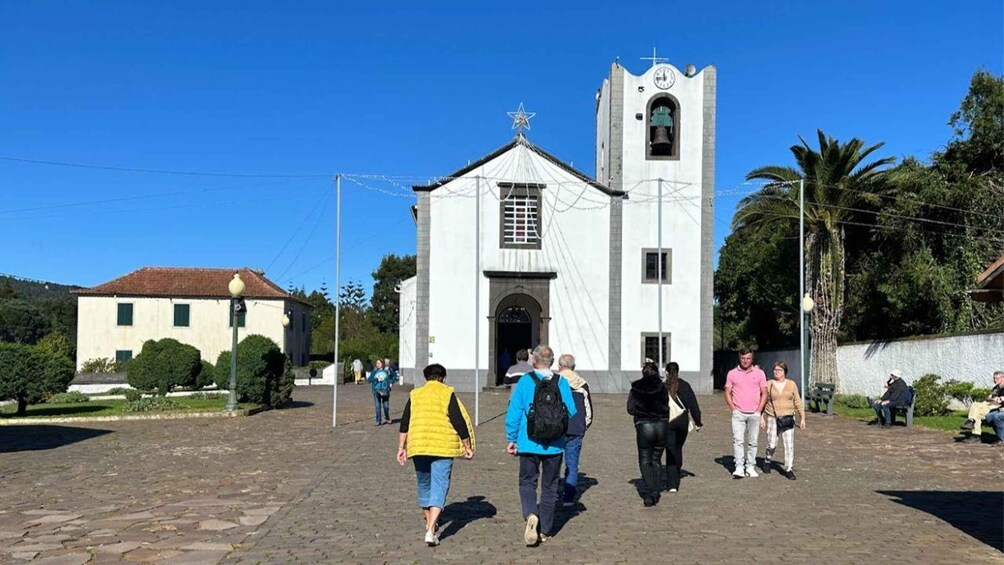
[499,183,544,249]
[115,350,133,363]
[641,249,671,283]
[117,303,133,326]
[641,333,670,367]
[174,304,190,327]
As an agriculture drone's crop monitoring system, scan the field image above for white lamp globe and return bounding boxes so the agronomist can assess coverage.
[228,273,245,298]
[801,293,815,314]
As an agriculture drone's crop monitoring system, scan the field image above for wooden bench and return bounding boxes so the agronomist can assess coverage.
[889,386,916,428]
[806,383,836,415]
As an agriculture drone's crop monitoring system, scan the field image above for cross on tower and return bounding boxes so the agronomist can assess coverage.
[640,47,669,68]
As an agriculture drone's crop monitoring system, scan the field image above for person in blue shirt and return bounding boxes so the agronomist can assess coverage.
[367,359,398,425]
[505,345,577,546]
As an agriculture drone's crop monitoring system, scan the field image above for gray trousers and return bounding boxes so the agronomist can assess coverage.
[731,410,760,470]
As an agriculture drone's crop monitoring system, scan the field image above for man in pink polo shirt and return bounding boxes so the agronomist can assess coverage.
[724,349,768,478]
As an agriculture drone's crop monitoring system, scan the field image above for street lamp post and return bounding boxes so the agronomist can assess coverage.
[226,273,246,412]
[800,293,815,406]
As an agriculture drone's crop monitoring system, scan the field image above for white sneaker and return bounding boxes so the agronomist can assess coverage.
[732,467,745,479]
[524,513,539,546]
[424,530,439,546]
[668,488,678,493]
[745,466,759,478]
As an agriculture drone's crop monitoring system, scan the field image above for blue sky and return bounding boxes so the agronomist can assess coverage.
[1,1,1001,296]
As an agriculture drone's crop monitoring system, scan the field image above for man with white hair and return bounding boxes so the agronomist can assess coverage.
[558,353,592,507]
[505,345,577,546]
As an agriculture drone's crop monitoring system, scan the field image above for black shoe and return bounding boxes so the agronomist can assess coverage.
[784,469,797,480]
[652,493,661,505]
[762,459,772,474]
[961,419,975,431]
[643,497,655,507]
[866,419,880,425]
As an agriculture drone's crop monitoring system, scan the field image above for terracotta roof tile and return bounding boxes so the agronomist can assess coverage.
[72,267,311,306]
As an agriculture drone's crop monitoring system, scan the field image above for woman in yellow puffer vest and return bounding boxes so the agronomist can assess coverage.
[396,363,475,547]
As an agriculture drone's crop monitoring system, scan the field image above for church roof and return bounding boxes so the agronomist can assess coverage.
[411,136,623,196]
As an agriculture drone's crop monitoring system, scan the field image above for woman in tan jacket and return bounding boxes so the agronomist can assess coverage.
[759,361,805,480]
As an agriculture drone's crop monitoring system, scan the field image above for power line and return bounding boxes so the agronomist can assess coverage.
[263,186,331,274]
[0,155,332,178]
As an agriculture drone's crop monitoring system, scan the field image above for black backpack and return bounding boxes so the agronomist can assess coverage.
[526,373,569,442]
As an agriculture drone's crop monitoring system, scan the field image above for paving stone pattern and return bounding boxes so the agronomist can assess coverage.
[1,384,1001,564]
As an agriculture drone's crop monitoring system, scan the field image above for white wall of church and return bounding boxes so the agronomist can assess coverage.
[397,276,418,384]
[425,145,612,382]
[611,64,711,374]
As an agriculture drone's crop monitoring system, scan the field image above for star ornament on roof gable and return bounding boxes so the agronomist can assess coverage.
[507,102,536,135]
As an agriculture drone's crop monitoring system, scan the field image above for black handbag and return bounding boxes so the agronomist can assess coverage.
[769,383,796,432]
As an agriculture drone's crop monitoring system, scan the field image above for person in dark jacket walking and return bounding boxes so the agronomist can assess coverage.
[664,362,702,492]
[558,354,592,507]
[869,369,909,428]
[627,362,669,507]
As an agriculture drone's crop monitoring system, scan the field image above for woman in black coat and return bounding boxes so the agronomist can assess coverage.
[626,362,669,507]
[665,361,703,492]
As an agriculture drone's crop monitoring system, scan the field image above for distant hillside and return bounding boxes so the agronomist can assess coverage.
[0,273,83,301]
[0,274,80,346]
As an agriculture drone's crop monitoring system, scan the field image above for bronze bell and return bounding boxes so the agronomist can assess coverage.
[651,126,671,149]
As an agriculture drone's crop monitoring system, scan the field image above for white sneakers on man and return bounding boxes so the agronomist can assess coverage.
[523,513,539,546]
[745,466,759,478]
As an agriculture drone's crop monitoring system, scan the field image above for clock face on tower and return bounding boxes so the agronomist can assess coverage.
[653,66,675,90]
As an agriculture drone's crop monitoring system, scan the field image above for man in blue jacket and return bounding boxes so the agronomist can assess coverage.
[505,345,577,546]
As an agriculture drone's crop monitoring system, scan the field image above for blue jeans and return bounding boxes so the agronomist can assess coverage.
[985,410,1004,441]
[562,435,584,503]
[373,392,390,423]
[413,456,453,509]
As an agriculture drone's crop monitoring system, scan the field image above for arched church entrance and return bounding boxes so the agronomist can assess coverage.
[485,271,554,388]
[493,296,541,385]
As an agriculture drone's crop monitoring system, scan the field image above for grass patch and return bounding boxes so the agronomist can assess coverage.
[1,396,245,419]
[831,404,967,432]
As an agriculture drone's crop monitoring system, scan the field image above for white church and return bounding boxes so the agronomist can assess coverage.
[398,59,716,394]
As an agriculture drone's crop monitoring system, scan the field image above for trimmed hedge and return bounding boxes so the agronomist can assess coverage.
[215,334,294,408]
[0,342,76,415]
[46,391,90,404]
[195,360,216,390]
[126,338,202,396]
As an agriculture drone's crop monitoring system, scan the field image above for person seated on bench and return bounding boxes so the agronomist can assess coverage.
[962,371,1004,443]
[868,369,909,428]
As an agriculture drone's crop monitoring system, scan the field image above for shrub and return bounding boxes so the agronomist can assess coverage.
[125,396,181,412]
[123,388,142,402]
[308,360,332,370]
[127,338,202,395]
[912,373,950,416]
[81,357,116,373]
[37,331,75,362]
[215,334,294,408]
[46,391,90,404]
[970,387,992,402]
[194,360,216,390]
[104,387,132,396]
[0,342,76,415]
[836,394,870,409]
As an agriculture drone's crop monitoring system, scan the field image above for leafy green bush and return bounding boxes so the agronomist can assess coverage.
[125,396,181,412]
[971,387,992,402]
[0,342,76,415]
[308,360,332,370]
[81,357,116,373]
[37,331,75,362]
[104,387,132,396]
[912,373,950,416]
[127,338,202,395]
[215,334,294,408]
[124,388,142,402]
[194,360,216,390]
[46,391,90,404]
[836,394,870,409]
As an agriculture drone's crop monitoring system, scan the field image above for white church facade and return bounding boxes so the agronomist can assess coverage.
[398,60,716,394]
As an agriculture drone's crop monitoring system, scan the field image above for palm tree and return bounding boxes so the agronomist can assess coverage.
[734,130,894,388]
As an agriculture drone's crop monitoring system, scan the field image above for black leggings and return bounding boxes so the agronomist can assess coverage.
[635,419,669,497]
[665,418,689,490]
